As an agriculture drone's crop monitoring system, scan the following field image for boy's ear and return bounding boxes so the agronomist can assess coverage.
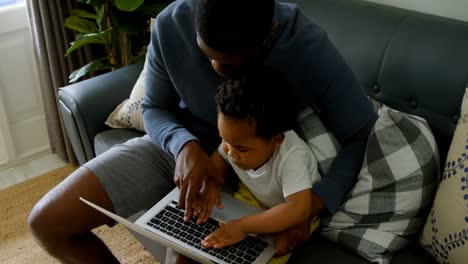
[272,133,285,148]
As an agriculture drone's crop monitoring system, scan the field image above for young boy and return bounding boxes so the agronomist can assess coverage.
[194,67,321,262]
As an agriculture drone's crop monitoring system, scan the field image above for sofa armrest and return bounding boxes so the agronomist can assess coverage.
[59,63,144,165]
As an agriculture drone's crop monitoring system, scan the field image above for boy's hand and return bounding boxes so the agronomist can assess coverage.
[194,179,223,224]
[202,220,247,248]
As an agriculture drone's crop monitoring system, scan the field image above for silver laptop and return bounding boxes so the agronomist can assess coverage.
[80,187,276,264]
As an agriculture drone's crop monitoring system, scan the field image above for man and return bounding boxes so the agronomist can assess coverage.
[28,0,377,263]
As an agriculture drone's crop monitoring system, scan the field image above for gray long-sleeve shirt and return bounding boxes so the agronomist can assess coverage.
[141,0,378,214]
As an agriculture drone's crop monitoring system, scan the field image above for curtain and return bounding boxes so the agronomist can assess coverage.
[26,0,93,164]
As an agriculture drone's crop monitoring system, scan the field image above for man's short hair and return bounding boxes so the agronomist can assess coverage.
[215,67,296,139]
[196,0,275,53]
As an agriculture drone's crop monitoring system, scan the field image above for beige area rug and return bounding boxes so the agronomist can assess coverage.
[0,165,159,264]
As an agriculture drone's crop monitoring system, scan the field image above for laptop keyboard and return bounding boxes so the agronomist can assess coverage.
[146,201,270,264]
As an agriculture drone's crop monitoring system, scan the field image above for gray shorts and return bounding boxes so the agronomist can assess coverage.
[83,135,176,218]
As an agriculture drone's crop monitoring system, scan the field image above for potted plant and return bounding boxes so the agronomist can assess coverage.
[64,0,172,83]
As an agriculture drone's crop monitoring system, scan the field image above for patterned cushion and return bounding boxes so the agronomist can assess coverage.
[105,19,155,132]
[296,102,440,264]
[105,60,146,132]
[420,88,468,264]
[294,107,341,175]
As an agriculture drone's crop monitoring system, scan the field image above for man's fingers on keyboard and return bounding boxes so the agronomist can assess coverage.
[178,184,188,209]
[184,184,198,220]
[197,206,207,224]
[192,203,200,217]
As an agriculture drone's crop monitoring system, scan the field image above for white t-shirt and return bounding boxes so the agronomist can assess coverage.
[219,131,321,208]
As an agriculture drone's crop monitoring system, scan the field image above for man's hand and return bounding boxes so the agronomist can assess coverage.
[193,179,223,224]
[174,141,214,221]
[274,220,310,257]
[202,220,247,248]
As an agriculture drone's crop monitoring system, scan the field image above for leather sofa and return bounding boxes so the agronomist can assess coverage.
[58,0,468,262]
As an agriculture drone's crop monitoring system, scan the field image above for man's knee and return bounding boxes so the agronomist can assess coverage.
[27,167,113,254]
[27,197,65,255]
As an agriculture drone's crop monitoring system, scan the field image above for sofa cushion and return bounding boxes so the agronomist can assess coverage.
[294,107,341,175]
[318,105,439,263]
[420,88,468,264]
[94,129,145,156]
[289,232,437,264]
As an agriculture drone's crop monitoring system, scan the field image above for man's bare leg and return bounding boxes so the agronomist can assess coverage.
[28,167,119,263]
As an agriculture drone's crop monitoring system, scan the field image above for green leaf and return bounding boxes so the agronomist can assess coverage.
[65,29,111,57]
[94,4,105,31]
[69,59,112,83]
[75,33,85,41]
[113,0,144,12]
[64,16,98,34]
[71,9,97,19]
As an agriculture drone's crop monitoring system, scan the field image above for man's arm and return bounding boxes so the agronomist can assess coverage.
[282,29,377,215]
[141,18,198,158]
[308,36,377,214]
[141,13,212,219]
[312,122,374,214]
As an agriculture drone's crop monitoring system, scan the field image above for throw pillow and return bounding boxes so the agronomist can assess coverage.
[105,19,155,132]
[319,105,440,264]
[294,107,341,175]
[420,88,468,264]
[105,59,147,132]
[294,98,381,175]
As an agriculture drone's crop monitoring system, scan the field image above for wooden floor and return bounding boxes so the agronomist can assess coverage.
[0,154,69,190]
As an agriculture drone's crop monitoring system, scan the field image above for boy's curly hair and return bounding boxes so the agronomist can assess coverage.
[215,67,296,139]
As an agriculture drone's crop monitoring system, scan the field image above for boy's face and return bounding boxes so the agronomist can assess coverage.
[217,113,282,171]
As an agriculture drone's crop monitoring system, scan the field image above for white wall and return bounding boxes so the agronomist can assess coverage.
[0,3,51,169]
[364,0,468,22]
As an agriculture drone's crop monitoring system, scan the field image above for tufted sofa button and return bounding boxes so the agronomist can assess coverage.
[372,84,380,93]
[452,115,459,124]
[410,100,417,109]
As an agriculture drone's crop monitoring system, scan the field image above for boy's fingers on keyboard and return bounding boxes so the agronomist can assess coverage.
[202,238,214,248]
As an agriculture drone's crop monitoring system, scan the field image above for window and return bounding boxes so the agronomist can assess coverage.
[0,0,24,7]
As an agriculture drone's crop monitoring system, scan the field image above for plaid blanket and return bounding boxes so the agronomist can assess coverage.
[295,104,440,263]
